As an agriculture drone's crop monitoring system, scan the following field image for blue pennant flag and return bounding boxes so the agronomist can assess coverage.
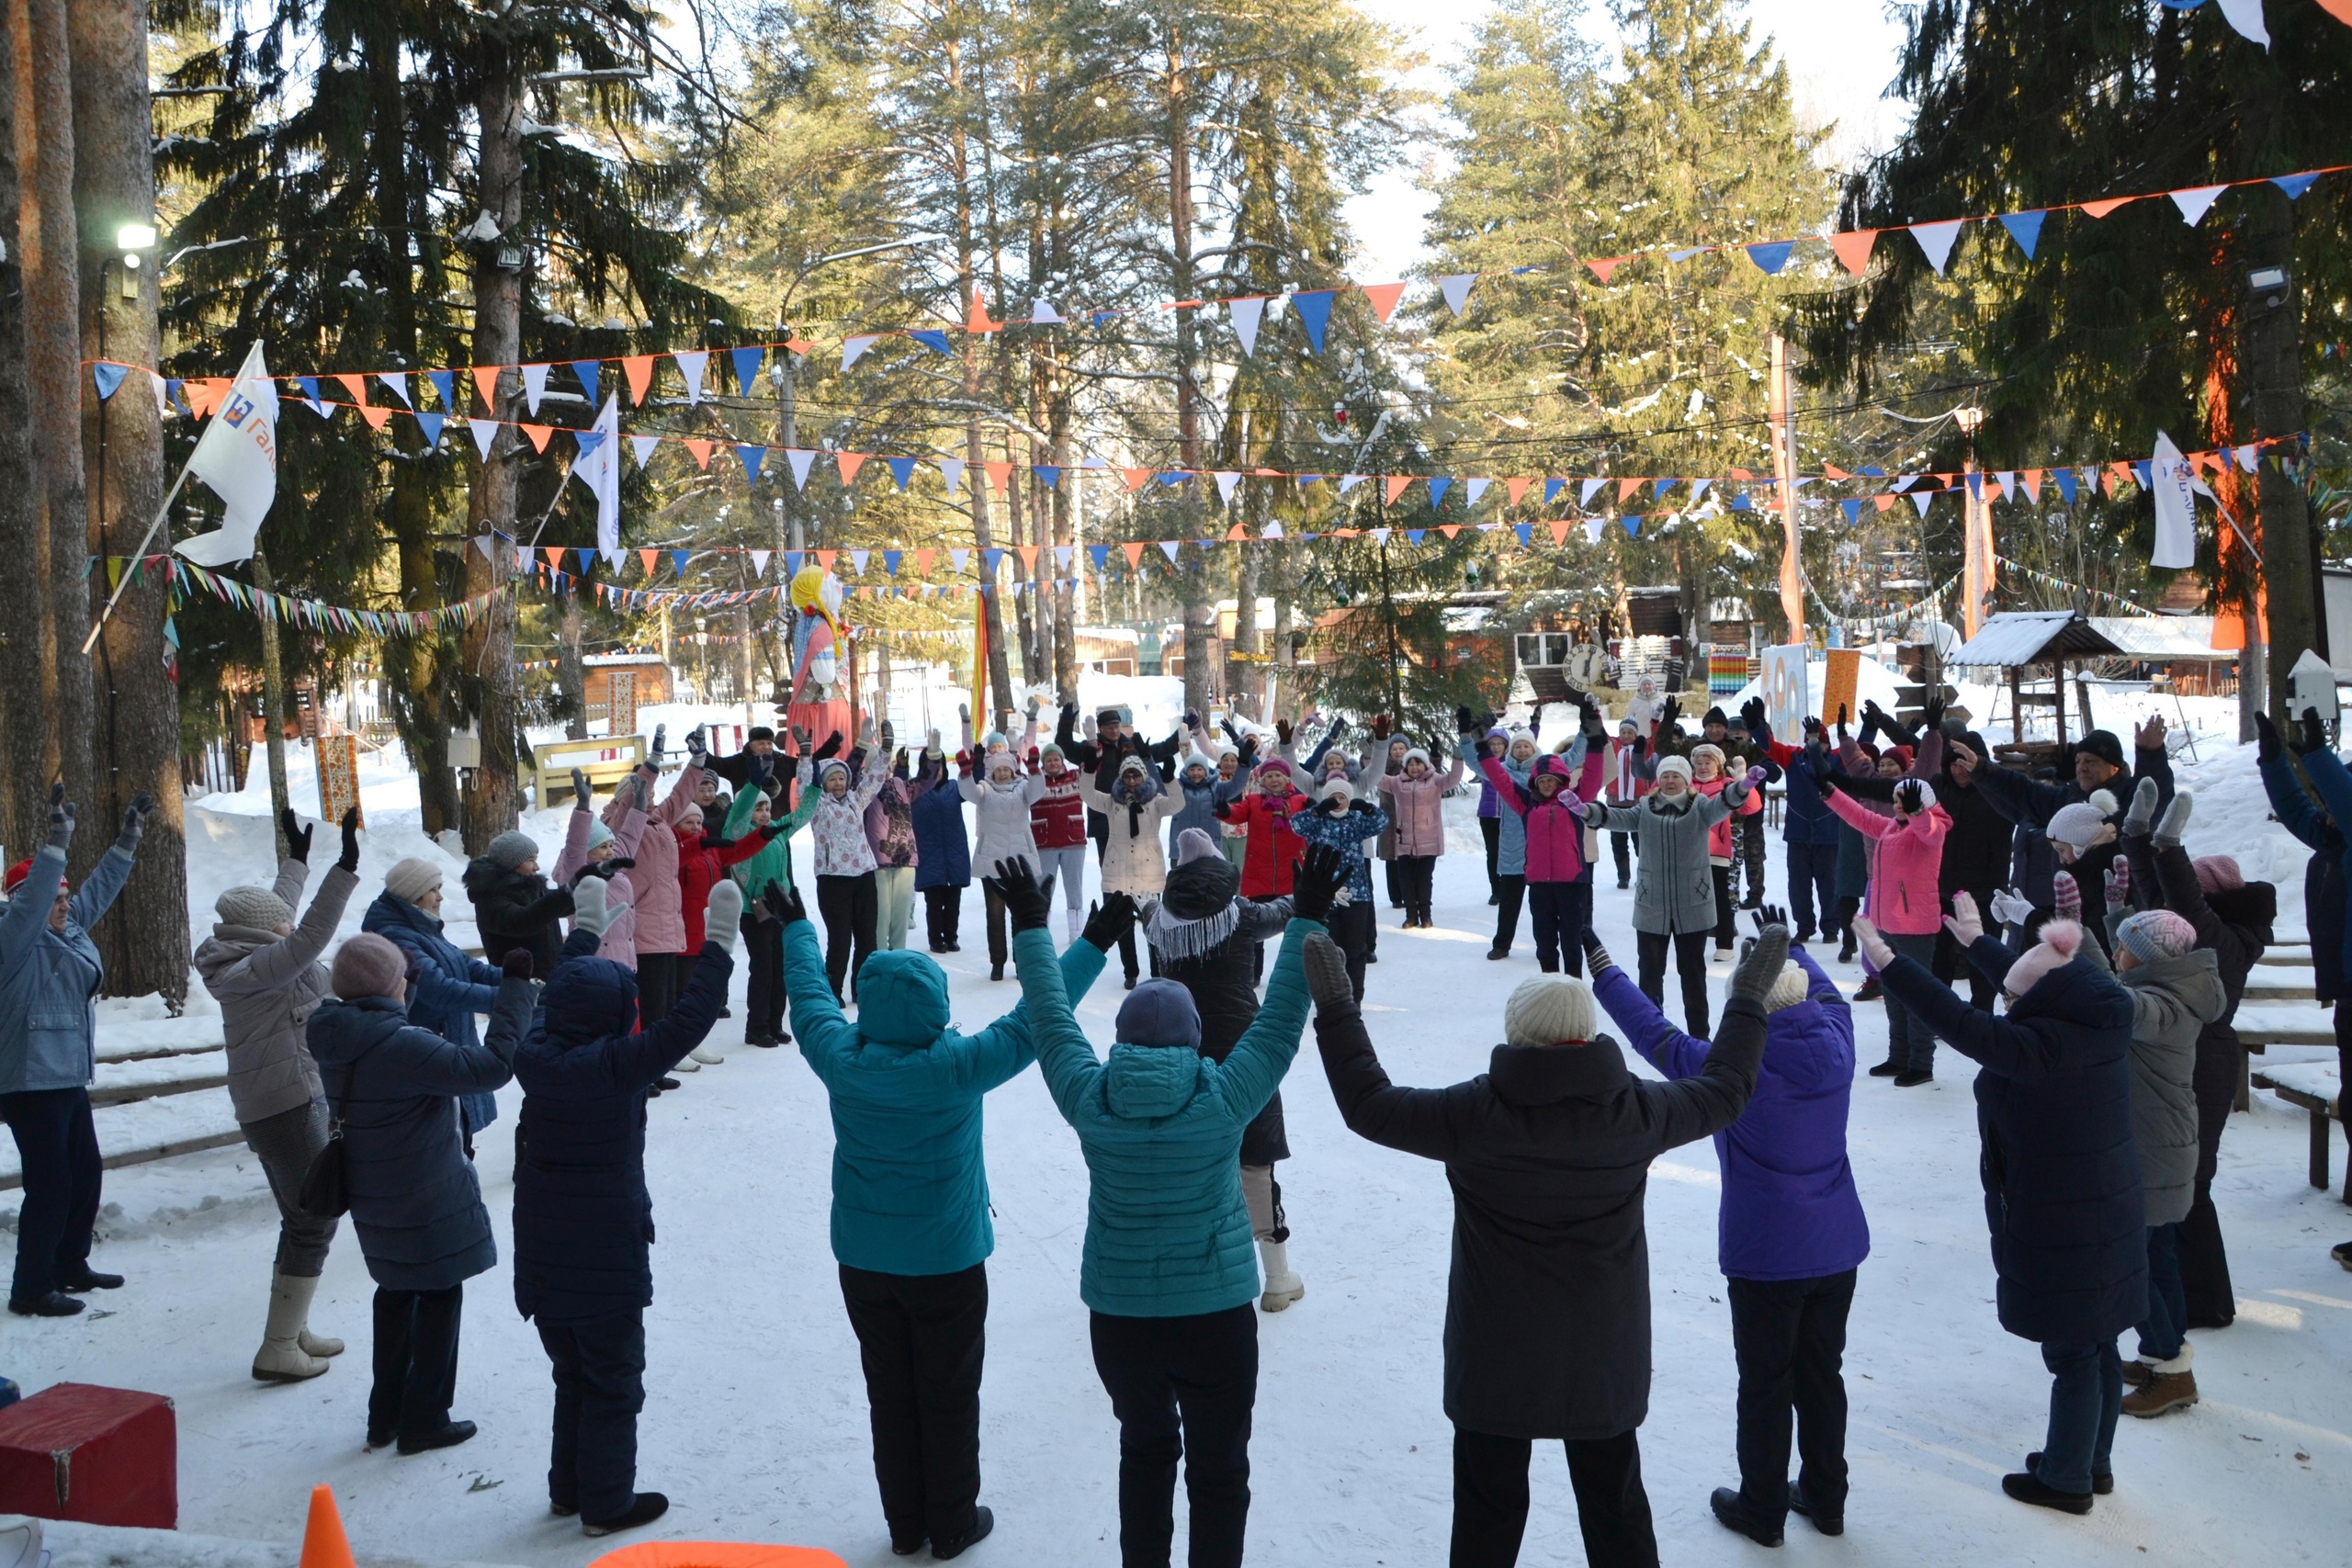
[784,550,804,575]
[571,359,601,405]
[883,549,902,576]
[887,457,916,491]
[1857,465,1885,478]
[295,376,322,412]
[1544,479,1566,505]
[736,445,766,485]
[909,330,953,355]
[415,411,445,450]
[982,547,1004,574]
[1157,471,1186,488]
[1841,498,1862,525]
[1653,478,1674,498]
[1730,491,1753,512]
[427,369,455,409]
[1290,290,1335,354]
[673,551,691,577]
[1089,544,1110,571]
[2053,468,2078,504]
[1622,514,1642,538]
[1427,477,1452,508]
[1965,472,1983,500]
[730,346,763,393]
[92,363,129,400]
[2273,172,2320,200]
[1405,529,1426,546]
[2132,460,2153,490]
[575,430,605,457]
[1745,241,1795,276]
[1999,210,2046,259]
[1514,524,1532,546]
[575,547,597,573]
[1033,465,1061,490]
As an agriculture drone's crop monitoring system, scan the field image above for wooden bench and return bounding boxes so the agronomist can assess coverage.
[2252,1062,2347,1202]
[528,734,647,808]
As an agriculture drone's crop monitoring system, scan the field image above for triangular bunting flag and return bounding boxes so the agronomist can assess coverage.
[1828,230,1879,275]
[1622,514,1641,537]
[1508,478,1534,508]
[673,550,692,577]
[1586,257,1623,284]
[684,438,714,470]
[1464,479,1489,505]
[786,448,818,490]
[852,548,872,575]
[1580,478,1607,507]
[2273,172,2320,199]
[1428,478,1453,508]
[620,355,655,405]
[1359,282,1406,323]
[469,417,498,464]
[1089,544,1110,571]
[520,423,553,452]
[1034,465,1060,489]
[1618,478,1641,502]
[842,336,877,371]
[1384,476,1412,505]
[376,371,412,407]
[471,365,501,410]
[887,457,916,490]
[939,457,966,494]
[629,434,661,468]
[909,330,953,355]
[426,368,455,409]
[638,548,658,578]
[1584,518,1605,544]
[1546,518,1572,547]
[1228,296,1266,356]
[1841,498,1862,525]
[543,546,566,572]
[1030,299,1064,324]
[520,363,550,413]
[1291,290,1335,353]
[1999,210,2046,259]
[730,345,763,393]
[982,460,1012,493]
[1437,274,1476,316]
[2215,0,2268,45]
[673,350,708,404]
[1339,474,1367,495]
[2079,197,2132,219]
[2169,186,2227,227]
[357,402,391,432]
[1215,471,1242,506]
[415,411,445,450]
[1122,541,1147,569]
[567,359,598,406]
[751,549,772,578]
[91,362,129,400]
[1910,490,1933,517]
[1909,220,1964,276]
[1122,468,1152,492]
[965,293,1001,334]
[1745,240,1795,276]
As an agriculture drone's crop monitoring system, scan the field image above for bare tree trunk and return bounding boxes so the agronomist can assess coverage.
[0,23,46,854]
[460,70,523,849]
[559,592,587,740]
[1164,40,1214,718]
[1007,436,1038,685]
[71,0,186,998]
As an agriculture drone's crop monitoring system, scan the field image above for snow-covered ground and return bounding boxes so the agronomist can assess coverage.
[8,704,2351,1568]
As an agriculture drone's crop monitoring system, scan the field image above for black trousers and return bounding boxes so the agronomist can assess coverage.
[924,885,965,951]
[537,1310,647,1523]
[1479,815,1501,900]
[2178,1029,2244,1325]
[1728,1269,1855,1534]
[1610,827,1634,886]
[1090,1304,1258,1568]
[983,884,1011,966]
[1736,811,1769,903]
[741,914,786,1040]
[1,1088,102,1304]
[1711,863,1736,949]
[1783,842,1838,942]
[369,1283,464,1443]
[1931,897,2001,1011]
[1384,856,1404,908]
[1834,896,1862,952]
[1397,855,1437,925]
[636,952,681,1027]
[840,1262,988,1551]
[1450,1427,1657,1568]
[818,872,879,1001]
[1528,882,1590,976]
[1328,900,1374,999]
[1637,930,1713,1041]
[1491,874,1527,954]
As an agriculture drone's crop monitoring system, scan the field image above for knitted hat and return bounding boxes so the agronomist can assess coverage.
[1703,706,1727,727]
[382,857,445,904]
[2074,730,2126,771]
[813,759,850,786]
[1319,776,1353,805]
[586,818,615,852]
[1116,978,1203,1049]
[1182,750,1215,775]
[2193,855,2243,893]
[485,830,538,872]
[982,730,1009,752]
[1893,777,1938,813]
[986,753,1019,781]
[674,803,707,833]
[1040,742,1067,765]
[1256,758,1295,781]
[1690,742,1726,773]
[1884,744,1915,770]
[2002,919,2086,1001]
[747,726,775,743]
[1176,827,1222,865]
[1215,741,1240,761]
[2046,789,2120,852]
[1654,754,1693,784]
[1506,727,1537,756]
[1401,748,1431,770]
[1503,974,1596,1047]
[330,932,409,1000]
[1118,753,1150,777]
[2118,908,2198,964]
[214,885,293,931]
[1618,719,1637,737]
[3,858,31,895]
[1762,962,1810,1013]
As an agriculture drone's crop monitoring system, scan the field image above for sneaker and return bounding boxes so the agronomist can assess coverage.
[1868,1059,1902,1077]
[2026,1451,2111,1495]
[1788,1483,1843,1536]
[2001,1471,2093,1515]
[396,1420,478,1455]
[58,1267,124,1292]
[2122,1370,2198,1417]
[1894,1069,1933,1088]
[932,1506,994,1561]
[7,1292,85,1317]
[1707,1487,1782,1547]
[582,1493,669,1538]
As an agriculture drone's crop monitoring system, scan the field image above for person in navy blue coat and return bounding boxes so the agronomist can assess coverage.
[1589,910,1868,1546]
[912,743,973,953]
[510,876,737,1539]
[1756,710,1847,950]
[1857,907,2143,1515]
[364,860,506,1142]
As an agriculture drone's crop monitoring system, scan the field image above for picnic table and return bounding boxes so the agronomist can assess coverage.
[2251,1061,2346,1202]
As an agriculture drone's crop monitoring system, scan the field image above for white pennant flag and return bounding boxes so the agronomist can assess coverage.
[572,395,623,566]
[2234,443,2258,473]
[851,548,870,574]
[1030,299,1064,324]
[2170,186,2228,226]
[842,335,878,371]
[1581,478,1608,507]
[1464,479,1490,505]
[1437,274,1476,317]
[1583,518,1605,544]
[1228,297,1267,357]
[629,434,661,468]
[750,549,772,578]
[174,342,280,567]
[2150,431,2198,570]
[151,369,168,418]
[786,448,819,490]
[1909,220,1964,276]
[2216,0,2268,46]
[939,457,966,494]
[376,371,412,407]
[520,363,550,413]
[1339,473,1367,495]
[673,350,708,404]
[468,416,498,464]
[1910,490,1934,518]
[1214,471,1242,507]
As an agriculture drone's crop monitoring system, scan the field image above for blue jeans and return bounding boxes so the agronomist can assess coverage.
[2136,1224,2187,1364]
[2036,1339,2121,1494]
[1784,841,1839,941]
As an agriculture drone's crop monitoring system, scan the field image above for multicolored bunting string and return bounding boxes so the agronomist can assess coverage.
[92,159,2352,390]
[1994,558,2161,617]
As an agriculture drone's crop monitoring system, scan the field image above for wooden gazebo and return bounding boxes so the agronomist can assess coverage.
[1947,610,2124,768]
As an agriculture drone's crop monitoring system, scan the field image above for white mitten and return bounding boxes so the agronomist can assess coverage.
[573,876,608,937]
[703,881,743,953]
[1988,886,2036,929]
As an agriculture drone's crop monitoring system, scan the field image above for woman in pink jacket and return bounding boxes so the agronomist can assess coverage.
[1824,775,1951,1086]
[552,767,639,967]
[1481,744,1605,974]
[600,733,705,1028]
[1374,737,1465,929]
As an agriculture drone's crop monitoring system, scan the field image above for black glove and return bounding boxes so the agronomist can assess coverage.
[570,861,622,887]
[1351,797,1374,814]
[1288,841,1350,924]
[747,750,775,785]
[1327,716,1350,739]
[811,730,842,761]
[1752,903,1790,936]
[1921,694,1945,736]
[1581,927,1615,975]
[1740,695,1767,734]
[1660,695,1680,731]
[1317,795,1345,817]
[1894,779,1926,816]
[1454,704,1475,735]
[985,856,1056,933]
[685,726,708,761]
[501,948,536,981]
[1082,893,1139,951]
[762,885,808,926]
[118,791,153,851]
[337,806,362,873]
[2255,711,2281,765]
[45,782,74,852]
[1631,736,1647,758]
[1184,709,1201,730]
[280,808,313,864]
[1728,923,1792,1008]
[1276,719,1295,746]
[2296,707,2329,757]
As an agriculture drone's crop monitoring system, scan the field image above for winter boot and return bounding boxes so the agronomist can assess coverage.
[253,1273,332,1382]
[1066,907,1085,947]
[690,1045,722,1065]
[2121,1359,2154,1388]
[2027,1450,2111,1495]
[2122,1348,2198,1418]
[671,1055,700,1073]
[1258,1240,1305,1312]
[582,1493,669,1538]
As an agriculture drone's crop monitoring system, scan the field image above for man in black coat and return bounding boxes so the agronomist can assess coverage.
[463,832,576,978]
[510,875,739,1539]
[1313,923,1778,1568]
[1058,702,1184,857]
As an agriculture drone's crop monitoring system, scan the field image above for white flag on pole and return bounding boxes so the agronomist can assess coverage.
[175,342,280,567]
[572,395,622,563]
[2150,431,2198,570]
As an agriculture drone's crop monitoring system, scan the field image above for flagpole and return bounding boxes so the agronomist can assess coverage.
[80,454,197,655]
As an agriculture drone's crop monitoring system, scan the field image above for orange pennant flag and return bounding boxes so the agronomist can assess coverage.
[1016,544,1039,571]
[471,366,502,410]
[982,460,1012,493]
[186,378,230,418]
[520,423,553,452]
[1828,230,1879,276]
[1506,478,1533,508]
[1729,467,1755,481]
[814,550,837,571]
[1122,541,1147,569]
[1821,464,1849,480]
[1872,493,1896,513]
[1546,518,1573,546]
[836,451,868,484]
[2079,197,2132,220]
[966,293,1001,333]
[357,402,391,433]
[785,337,816,355]
[543,546,565,571]
[1384,476,1413,505]
[1359,282,1407,324]
[912,548,935,576]
[1226,523,1250,541]
[1121,468,1152,492]
[333,373,370,408]
[2021,468,2043,502]
[299,1485,356,1568]
[1438,524,1462,539]
[637,549,657,578]
[619,355,656,406]
[1586,257,1623,284]
[1618,478,1641,502]
[683,439,713,470]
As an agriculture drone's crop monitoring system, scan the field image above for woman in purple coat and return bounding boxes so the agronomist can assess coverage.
[1587,913,1868,1547]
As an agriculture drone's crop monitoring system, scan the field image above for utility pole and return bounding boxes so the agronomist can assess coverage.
[251,547,291,852]
[1767,334,1805,648]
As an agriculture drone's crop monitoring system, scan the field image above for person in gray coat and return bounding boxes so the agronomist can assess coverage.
[2085,883,2222,1419]
[194,807,364,1382]
[307,931,531,1454]
[1,784,149,1318]
[1585,754,1758,1040]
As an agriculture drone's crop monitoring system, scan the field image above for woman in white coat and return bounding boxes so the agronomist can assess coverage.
[959,750,1046,980]
[1080,754,1184,989]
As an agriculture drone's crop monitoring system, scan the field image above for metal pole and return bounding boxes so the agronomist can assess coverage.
[1768,334,1804,648]
[80,457,193,654]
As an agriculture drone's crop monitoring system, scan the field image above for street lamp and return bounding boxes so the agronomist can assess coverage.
[117,222,156,299]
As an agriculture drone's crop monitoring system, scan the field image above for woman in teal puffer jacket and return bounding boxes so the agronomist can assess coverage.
[1001,845,1346,1568]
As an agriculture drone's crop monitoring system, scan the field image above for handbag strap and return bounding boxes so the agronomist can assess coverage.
[325,1037,381,1133]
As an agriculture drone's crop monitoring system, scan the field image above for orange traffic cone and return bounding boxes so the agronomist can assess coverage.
[299,1484,356,1568]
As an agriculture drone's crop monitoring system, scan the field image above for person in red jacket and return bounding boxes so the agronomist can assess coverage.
[1216,761,1310,899]
[1028,743,1092,946]
[671,804,776,1011]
